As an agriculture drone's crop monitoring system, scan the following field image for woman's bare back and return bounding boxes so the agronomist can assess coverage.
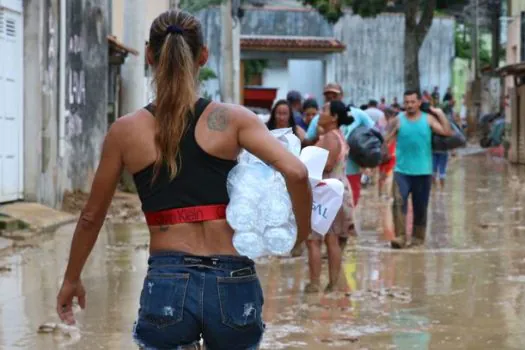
[116,102,243,255]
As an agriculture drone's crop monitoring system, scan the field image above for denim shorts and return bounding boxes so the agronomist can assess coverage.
[132,251,265,350]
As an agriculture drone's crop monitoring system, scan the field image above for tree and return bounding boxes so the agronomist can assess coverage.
[303,0,468,92]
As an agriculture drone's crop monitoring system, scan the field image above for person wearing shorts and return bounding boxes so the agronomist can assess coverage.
[432,151,449,188]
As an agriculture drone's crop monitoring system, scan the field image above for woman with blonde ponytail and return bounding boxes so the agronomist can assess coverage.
[56,10,311,349]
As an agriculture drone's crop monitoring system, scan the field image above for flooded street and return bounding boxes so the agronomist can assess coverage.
[1,153,525,349]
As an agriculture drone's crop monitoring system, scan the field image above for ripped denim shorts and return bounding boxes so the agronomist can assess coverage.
[133,251,265,350]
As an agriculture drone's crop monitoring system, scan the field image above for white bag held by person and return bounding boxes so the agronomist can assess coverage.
[299,146,329,187]
[311,178,344,236]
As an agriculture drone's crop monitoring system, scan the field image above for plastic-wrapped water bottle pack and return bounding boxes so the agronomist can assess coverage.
[226,128,300,259]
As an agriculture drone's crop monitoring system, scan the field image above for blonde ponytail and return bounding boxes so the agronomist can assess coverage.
[148,10,204,180]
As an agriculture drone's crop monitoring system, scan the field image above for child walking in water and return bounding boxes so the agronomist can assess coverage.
[305,101,354,293]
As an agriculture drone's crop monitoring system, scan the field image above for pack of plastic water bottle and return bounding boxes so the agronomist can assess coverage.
[226,128,301,259]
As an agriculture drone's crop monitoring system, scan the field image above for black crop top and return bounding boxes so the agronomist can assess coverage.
[133,98,237,212]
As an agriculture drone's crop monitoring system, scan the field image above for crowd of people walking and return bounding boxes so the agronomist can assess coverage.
[268,82,455,292]
[55,9,461,349]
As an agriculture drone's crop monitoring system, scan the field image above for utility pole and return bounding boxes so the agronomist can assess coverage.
[232,0,241,104]
[121,0,147,115]
[472,0,480,78]
[466,0,481,138]
[489,0,501,69]
[220,0,235,103]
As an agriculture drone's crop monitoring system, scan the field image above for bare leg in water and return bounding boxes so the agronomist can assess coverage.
[325,234,342,292]
[305,239,322,293]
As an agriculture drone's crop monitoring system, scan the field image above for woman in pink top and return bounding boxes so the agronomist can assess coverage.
[305,100,354,293]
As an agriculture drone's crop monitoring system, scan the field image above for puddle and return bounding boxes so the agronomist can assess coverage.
[1,154,525,349]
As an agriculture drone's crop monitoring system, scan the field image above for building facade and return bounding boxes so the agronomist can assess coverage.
[0,0,111,207]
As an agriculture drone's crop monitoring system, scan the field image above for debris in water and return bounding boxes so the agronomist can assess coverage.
[346,287,411,303]
[37,322,80,337]
[320,336,359,343]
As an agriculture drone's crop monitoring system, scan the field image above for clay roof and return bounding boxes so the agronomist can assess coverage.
[496,62,525,77]
[240,35,346,53]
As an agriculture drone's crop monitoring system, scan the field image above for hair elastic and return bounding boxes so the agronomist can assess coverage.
[166,25,184,35]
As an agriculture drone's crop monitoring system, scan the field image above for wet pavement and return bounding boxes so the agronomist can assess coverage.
[1,153,525,349]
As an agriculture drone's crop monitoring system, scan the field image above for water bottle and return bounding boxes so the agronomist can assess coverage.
[259,191,292,228]
[226,196,258,232]
[263,223,297,255]
[233,231,266,259]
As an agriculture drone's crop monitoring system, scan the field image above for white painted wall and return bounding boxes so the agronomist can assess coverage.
[288,60,324,103]
[262,60,289,102]
[112,0,168,39]
[0,6,24,202]
[262,59,324,107]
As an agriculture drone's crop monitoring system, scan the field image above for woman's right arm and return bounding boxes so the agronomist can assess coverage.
[235,108,312,245]
[316,133,341,173]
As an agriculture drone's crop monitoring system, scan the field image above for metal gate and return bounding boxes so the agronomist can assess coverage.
[0,1,23,202]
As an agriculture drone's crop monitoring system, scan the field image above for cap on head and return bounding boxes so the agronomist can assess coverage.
[323,83,342,96]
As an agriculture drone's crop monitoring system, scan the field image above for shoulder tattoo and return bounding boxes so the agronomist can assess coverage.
[207,106,230,132]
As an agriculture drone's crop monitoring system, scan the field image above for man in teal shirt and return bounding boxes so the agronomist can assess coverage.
[385,90,452,249]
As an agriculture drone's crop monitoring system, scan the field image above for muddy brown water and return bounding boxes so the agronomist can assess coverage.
[1,154,525,349]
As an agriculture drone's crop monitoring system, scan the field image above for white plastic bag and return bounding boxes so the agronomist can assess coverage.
[311,178,344,235]
[299,146,329,187]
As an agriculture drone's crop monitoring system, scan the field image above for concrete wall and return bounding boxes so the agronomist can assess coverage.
[288,59,324,102]
[23,0,60,207]
[197,8,455,106]
[62,0,110,192]
[504,0,524,122]
[111,0,168,39]
[334,13,455,106]
[262,60,289,101]
[23,0,110,208]
[195,7,333,101]
[240,7,332,37]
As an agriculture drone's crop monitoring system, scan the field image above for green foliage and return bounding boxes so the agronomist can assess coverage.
[198,67,217,100]
[199,67,218,82]
[455,26,470,60]
[301,0,346,23]
[303,0,468,22]
[454,25,493,67]
[435,0,469,10]
[244,60,268,84]
[179,0,224,12]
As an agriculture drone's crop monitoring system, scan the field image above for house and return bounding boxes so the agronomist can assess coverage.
[198,6,455,107]
[0,0,138,207]
[497,0,525,164]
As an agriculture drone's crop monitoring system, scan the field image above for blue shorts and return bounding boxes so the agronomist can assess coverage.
[432,152,449,179]
[133,251,265,350]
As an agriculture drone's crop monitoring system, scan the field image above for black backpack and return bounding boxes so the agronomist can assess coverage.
[346,126,384,168]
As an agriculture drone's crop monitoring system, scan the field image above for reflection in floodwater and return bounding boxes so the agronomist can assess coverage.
[1,155,525,349]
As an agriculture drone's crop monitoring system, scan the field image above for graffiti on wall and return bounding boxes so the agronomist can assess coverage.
[64,0,109,190]
[65,32,85,139]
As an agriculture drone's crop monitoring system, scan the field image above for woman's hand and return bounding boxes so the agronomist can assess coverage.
[57,279,86,325]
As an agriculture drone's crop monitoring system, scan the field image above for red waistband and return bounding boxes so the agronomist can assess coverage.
[144,204,227,226]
